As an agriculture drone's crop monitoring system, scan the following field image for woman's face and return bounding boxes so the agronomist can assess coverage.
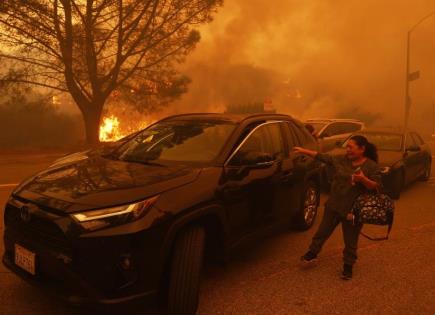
[346,139,365,160]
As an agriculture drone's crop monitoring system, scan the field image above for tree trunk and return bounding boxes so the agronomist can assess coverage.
[81,106,103,146]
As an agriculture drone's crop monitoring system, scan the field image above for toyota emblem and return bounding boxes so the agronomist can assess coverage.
[20,206,31,222]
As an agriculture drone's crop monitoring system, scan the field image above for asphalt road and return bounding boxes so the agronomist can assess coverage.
[0,150,434,315]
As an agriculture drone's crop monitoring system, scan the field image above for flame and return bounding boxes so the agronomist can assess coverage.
[99,114,154,142]
[99,115,123,142]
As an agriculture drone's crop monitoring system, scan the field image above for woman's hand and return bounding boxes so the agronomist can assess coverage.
[352,170,366,183]
[293,146,305,154]
[352,170,379,190]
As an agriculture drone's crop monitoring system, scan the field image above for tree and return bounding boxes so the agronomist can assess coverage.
[0,0,222,145]
[110,73,192,115]
[0,81,82,148]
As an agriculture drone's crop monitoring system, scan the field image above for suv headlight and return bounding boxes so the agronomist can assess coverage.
[72,195,159,231]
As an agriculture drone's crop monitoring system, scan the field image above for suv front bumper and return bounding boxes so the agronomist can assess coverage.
[3,226,160,306]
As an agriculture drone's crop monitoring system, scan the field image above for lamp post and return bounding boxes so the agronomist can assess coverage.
[404,12,435,131]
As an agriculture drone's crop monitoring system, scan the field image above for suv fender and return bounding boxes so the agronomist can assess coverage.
[160,204,228,267]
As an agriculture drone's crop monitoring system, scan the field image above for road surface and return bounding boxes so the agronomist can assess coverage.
[0,150,434,314]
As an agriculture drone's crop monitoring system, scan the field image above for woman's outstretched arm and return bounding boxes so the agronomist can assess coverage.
[293,147,318,157]
[294,147,335,165]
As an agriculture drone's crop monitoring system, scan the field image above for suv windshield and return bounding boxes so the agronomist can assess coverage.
[115,120,236,163]
[344,133,403,151]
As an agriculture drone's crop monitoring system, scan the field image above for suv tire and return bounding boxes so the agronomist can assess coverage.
[390,169,404,200]
[420,161,431,182]
[168,226,205,315]
[295,180,319,230]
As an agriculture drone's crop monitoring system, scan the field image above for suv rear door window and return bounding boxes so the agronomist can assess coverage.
[289,122,315,145]
[265,123,285,159]
[283,122,302,147]
[297,125,316,144]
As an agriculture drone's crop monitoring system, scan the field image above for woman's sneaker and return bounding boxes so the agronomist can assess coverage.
[341,264,353,280]
[300,251,318,264]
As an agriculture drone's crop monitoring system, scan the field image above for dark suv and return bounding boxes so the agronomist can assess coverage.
[3,113,322,314]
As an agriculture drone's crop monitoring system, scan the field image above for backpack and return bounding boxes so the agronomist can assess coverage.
[351,193,395,241]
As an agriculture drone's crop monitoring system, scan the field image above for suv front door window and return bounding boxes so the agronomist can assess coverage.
[229,123,284,166]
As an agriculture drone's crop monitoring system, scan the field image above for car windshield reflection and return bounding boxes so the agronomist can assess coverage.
[115,120,236,163]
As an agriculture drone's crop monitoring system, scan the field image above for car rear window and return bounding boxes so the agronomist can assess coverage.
[411,133,424,145]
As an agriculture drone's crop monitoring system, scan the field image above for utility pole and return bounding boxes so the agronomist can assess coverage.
[404,31,411,131]
[404,12,435,131]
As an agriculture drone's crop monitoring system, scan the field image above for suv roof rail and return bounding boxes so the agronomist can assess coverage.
[159,112,295,123]
[305,118,364,123]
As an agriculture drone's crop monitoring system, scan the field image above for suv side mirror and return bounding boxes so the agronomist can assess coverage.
[406,145,420,152]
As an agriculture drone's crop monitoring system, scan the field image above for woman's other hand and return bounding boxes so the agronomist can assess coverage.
[352,170,379,190]
[352,170,366,183]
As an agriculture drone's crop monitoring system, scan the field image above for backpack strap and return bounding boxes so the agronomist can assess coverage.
[359,223,392,241]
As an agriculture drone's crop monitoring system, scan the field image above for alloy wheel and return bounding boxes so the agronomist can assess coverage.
[304,186,318,226]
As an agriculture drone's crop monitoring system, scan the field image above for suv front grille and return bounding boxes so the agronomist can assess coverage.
[4,203,71,253]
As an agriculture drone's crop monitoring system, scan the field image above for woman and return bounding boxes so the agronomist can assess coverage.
[294,135,382,280]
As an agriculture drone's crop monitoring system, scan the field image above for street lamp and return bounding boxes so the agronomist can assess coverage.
[404,11,435,130]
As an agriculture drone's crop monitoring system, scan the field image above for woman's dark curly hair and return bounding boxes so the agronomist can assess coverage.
[349,135,378,163]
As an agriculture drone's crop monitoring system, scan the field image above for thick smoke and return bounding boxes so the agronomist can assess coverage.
[176,0,435,135]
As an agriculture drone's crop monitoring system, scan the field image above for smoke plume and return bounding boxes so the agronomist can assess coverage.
[175,0,435,135]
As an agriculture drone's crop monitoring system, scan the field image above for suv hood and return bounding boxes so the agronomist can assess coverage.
[14,155,201,213]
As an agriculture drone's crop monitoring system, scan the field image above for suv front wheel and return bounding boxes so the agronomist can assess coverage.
[168,226,205,315]
[420,160,431,181]
[294,180,319,230]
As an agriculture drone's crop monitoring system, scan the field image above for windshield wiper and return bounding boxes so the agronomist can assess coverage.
[123,158,165,167]
[103,151,120,160]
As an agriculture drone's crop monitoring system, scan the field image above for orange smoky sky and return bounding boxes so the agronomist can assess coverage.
[176,0,435,133]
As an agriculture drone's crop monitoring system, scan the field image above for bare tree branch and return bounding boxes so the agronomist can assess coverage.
[0,0,223,144]
[0,78,68,92]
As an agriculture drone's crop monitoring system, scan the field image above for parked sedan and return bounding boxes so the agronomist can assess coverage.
[327,129,432,199]
[3,113,322,315]
[305,118,365,152]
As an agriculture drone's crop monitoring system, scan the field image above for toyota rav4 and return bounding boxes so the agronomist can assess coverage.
[3,113,322,314]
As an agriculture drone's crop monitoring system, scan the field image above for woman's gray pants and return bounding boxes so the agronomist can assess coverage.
[309,209,363,266]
